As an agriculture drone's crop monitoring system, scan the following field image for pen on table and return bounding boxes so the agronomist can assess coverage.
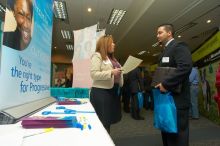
[23,128,54,138]
[88,124,92,130]
[80,116,92,130]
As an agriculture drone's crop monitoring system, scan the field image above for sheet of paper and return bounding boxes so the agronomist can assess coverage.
[122,55,143,74]
[0,124,24,146]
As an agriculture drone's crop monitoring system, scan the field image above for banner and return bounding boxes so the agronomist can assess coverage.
[0,20,3,73]
[196,47,220,68]
[192,31,220,62]
[73,25,97,60]
[72,25,105,88]
[96,29,106,41]
[0,0,53,110]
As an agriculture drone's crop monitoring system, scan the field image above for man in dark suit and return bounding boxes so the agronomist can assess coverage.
[155,24,192,146]
[127,67,145,120]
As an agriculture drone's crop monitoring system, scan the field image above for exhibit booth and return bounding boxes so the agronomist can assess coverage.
[0,0,115,145]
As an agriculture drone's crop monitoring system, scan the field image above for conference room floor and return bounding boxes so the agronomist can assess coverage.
[110,109,220,146]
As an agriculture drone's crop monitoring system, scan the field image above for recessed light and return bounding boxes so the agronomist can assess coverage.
[88,8,92,12]
[61,30,71,39]
[66,44,74,51]
[152,42,159,47]
[137,50,146,55]
[54,1,68,20]
[206,19,211,23]
[153,53,160,56]
[107,9,126,25]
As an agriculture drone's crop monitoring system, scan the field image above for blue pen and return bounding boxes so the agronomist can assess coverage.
[76,123,83,130]
[88,124,92,130]
[42,109,95,115]
[56,106,66,109]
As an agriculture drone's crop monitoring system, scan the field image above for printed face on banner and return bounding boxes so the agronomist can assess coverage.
[3,0,33,51]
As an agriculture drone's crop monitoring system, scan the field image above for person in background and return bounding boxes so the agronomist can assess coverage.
[65,73,73,88]
[122,74,131,113]
[90,35,123,133]
[189,65,200,119]
[143,70,153,110]
[155,24,192,146]
[214,63,220,115]
[3,0,33,50]
[201,68,211,111]
[127,67,145,120]
[55,78,64,87]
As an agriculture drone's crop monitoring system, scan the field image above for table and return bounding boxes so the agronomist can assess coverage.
[0,99,115,146]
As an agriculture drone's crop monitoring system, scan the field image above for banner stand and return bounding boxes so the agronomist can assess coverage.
[0,97,56,124]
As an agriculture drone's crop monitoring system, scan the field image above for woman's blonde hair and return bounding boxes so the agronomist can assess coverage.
[96,35,114,60]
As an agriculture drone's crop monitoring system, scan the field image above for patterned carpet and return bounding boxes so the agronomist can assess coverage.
[110,109,220,146]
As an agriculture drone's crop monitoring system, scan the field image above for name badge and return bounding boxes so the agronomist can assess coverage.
[162,57,169,63]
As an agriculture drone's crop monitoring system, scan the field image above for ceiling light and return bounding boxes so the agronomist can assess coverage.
[107,9,126,25]
[61,30,71,39]
[153,53,160,56]
[206,19,211,23]
[0,2,6,21]
[178,35,181,38]
[138,50,146,55]
[0,3,6,13]
[175,22,197,34]
[66,44,73,51]
[152,42,159,47]
[88,8,92,12]
[54,0,68,20]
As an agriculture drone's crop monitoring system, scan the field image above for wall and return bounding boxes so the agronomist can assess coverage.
[198,61,220,124]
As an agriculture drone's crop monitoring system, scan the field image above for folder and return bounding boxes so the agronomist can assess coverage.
[151,67,182,93]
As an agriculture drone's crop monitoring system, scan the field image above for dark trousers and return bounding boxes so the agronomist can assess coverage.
[130,93,140,119]
[161,109,189,146]
[144,91,154,110]
[104,124,110,133]
[122,87,130,112]
[90,84,121,134]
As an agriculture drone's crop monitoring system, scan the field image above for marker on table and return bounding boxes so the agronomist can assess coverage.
[23,128,54,138]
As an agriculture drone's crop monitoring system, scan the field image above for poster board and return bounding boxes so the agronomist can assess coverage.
[0,0,54,110]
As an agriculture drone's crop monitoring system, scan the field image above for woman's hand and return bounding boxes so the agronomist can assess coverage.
[111,68,122,76]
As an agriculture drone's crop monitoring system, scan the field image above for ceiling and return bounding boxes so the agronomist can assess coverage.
[51,0,220,66]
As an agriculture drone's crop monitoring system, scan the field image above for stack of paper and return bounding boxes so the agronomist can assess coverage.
[21,116,78,128]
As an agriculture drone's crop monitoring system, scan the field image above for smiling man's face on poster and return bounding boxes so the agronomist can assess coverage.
[3,0,33,51]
